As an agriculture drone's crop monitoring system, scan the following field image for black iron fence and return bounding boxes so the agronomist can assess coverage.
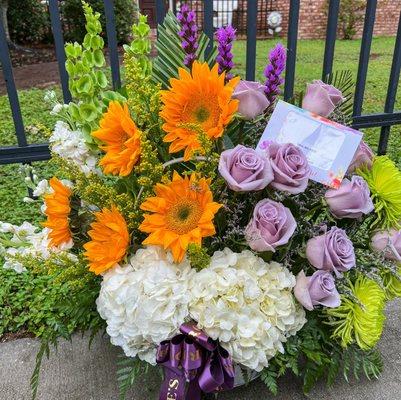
[0,0,400,165]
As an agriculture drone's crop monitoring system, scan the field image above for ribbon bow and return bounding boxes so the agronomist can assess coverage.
[156,322,235,400]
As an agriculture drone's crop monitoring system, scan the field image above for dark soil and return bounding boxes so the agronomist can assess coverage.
[0,331,35,343]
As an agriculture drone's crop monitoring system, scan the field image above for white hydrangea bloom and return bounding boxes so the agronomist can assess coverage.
[96,246,195,364]
[189,248,306,371]
[0,222,74,273]
[49,121,98,176]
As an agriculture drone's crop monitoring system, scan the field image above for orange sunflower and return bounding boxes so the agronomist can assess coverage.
[92,101,141,176]
[139,172,222,262]
[42,177,73,248]
[83,205,130,275]
[160,61,239,161]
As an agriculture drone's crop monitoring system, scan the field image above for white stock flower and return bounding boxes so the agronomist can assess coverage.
[189,248,306,371]
[96,246,195,364]
[33,179,51,197]
[49,121,99,175]
[1,222,74,273]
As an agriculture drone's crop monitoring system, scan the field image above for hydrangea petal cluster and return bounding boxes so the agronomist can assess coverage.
[216,25,236,81]
[189,248,306,371]
[96,246,195,364]
[49,121,98,176]
[264,43,286,105]
[177,4,198,68]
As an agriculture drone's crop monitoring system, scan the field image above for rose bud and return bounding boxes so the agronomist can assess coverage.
[218,145,273,192]
[294,270,341,311]
[302,80,344,117]
[267,142,310,194]
[306,227,355,276]
[348,140,374,174]
[325,175,374,219]
[245,199,296,252]
[371,229,401,262]
[232,80,270,120]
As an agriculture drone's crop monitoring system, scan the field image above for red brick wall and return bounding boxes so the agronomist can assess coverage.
[271,0,401,39]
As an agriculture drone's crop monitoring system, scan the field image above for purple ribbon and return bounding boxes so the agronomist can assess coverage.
[156,322,235,400]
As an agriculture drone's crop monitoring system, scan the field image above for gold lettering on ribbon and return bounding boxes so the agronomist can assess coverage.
[187,325,202,338]
[190,350,200,361]
[174,351,182,361]
[166,378,179,400]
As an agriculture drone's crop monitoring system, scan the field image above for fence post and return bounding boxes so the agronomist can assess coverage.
[284,0,300,101]
[0,15,26,147]
[48,0,72,104]
[378,10,401,155]
[353,0,377,117]
[156,0,166,25]
[204,0,214,57]
[103,0,121,90]
[245,0,257,81]
[322,0,340,80]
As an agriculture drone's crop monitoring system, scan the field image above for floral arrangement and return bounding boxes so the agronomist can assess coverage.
[2,3,401,399]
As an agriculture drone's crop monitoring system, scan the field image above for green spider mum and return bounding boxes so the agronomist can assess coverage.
[382,266,401,300]
[357,156,401,229]
[327,275,386,350]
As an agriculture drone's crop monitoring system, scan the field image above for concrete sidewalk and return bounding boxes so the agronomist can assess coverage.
[1,299,400,400]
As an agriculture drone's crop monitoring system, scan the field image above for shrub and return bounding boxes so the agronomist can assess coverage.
[7,0,51,44]
[337,0,365,40]
[61,0,138,44]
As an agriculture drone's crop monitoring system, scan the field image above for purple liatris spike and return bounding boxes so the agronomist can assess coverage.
[264,43,286,104]
[216,25,236,82]
[177,3,198,68]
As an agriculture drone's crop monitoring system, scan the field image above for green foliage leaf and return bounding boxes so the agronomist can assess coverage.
[152,11,218,88]
[117,355,151,400]
[79,103,99,121]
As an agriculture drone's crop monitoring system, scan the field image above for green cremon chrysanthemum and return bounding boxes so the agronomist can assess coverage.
[327,275,386,350]
[382,266,401,300]
[357,156,401,229]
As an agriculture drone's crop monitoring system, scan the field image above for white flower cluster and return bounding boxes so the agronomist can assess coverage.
[49,121,98,175]
[189,248,306,371]
[0,221,74,273]
[96,246,195,364]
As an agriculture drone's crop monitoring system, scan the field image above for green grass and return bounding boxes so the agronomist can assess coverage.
[1,37,401,224]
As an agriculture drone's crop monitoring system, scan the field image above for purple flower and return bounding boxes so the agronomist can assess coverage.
[348,140,374,174]
[294,270,341,311]
[232,80,270,120]
[218,145,273,192]
[216,25,236,82]
[306,227,355,275]
[245,198,296,252]
[264,43,286,105]
[177,4,198,68]
[371,229,401,262]
[302,80,344,117]
[325,175,374,219]
[267,142,310,194]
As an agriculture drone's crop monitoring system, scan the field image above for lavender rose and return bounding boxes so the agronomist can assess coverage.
[306,227,355,275]
[294,270,341,311]
[325,175,374,219]
[245,199,296,252]
[371,229,401,261]
[302,80,344,117]
[267,142,310,194]
[232,80,270,120]
[348,140,374,173]
[218,145,273,192]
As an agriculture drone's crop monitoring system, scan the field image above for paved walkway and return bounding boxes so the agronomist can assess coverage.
[1,299,400,400]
